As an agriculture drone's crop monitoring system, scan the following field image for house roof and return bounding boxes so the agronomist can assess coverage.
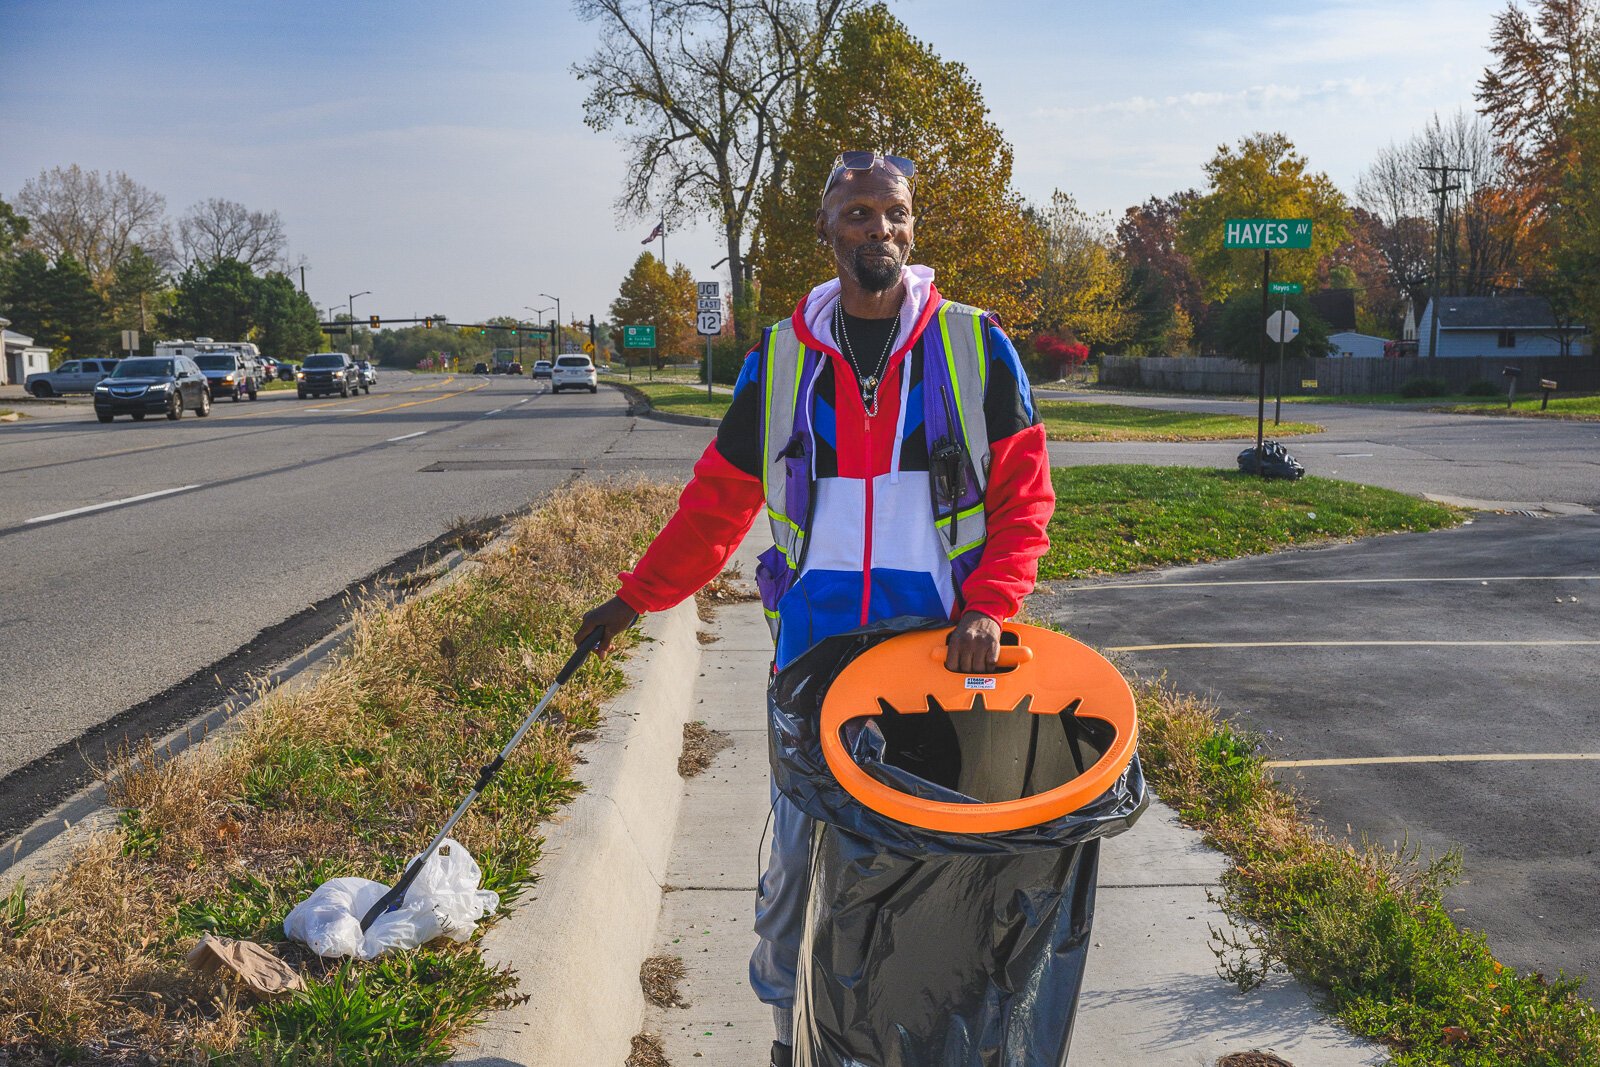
[3,328,35,347]
[1430,294,1587,331]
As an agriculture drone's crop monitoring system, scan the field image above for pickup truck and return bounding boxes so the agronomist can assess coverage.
[25,358,122,397]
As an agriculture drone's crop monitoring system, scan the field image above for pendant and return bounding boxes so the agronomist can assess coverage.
[862,375,878,392]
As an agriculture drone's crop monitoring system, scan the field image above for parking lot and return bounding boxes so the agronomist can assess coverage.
[1031,511,1600,980]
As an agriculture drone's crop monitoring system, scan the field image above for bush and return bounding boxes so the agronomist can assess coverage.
[1398,377,1449,398]
[1463,379,1501,397]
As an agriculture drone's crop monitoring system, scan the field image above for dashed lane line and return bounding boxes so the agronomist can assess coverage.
[25,484,203,524]
[387,431,427,442]
[1267,753,1600,769]
[1107,639,1600,652]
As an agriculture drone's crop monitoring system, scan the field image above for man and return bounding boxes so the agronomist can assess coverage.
[576,151,1054,1066]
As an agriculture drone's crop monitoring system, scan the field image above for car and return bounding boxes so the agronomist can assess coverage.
[551,354,598,394]
[473,361,490,375]
[277,361,299,382]
[507,361,523,376]
[24,358,121,397]
[192,351,260,401]
[93,356,212,422]
[354,360,377,391]
[532,359,553,380]
[259,357,278,381]
[296,352,361,398]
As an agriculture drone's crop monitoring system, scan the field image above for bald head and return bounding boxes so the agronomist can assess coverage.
[816,166,915,295]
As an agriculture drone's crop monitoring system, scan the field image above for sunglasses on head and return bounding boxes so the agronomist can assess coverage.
[821,151,916,199]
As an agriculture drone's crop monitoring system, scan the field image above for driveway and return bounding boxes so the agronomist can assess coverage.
[1031,512,1600,980]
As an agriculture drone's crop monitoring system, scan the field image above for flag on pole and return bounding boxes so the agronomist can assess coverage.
[642,221,664,244]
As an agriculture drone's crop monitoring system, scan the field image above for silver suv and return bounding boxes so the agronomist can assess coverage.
[192,352,261,401]
[25,358,121,397]
[552,354,598,394]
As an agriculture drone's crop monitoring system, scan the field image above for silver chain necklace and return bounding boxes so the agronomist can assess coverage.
[832,301,900,417]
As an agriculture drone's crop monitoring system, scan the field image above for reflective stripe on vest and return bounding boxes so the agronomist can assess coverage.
[761,301,991,590]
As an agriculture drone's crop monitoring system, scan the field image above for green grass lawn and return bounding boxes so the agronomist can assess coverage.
[1037,400,1321,441]
[1437,393,1600,420]
[1040,464,1460,580]
[626,381,731,419]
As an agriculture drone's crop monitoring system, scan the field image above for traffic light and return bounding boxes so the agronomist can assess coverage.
[424,317,434,329]
[369,314,380,328]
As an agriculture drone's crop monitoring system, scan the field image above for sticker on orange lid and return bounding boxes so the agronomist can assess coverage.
[964,677,996,690]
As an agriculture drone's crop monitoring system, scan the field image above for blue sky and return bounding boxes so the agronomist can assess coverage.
[1,0,1506,327]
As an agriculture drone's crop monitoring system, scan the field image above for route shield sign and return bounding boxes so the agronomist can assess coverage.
[697,311,722,336]
[1225,219,1313,249]
[1268,281,1303,295]
[623,325,656,348]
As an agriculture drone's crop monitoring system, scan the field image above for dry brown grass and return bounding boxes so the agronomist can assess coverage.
[639,954,688,1009]
[0,479,681,1065]
[626,1031,671,1067]
[677,722,732,779]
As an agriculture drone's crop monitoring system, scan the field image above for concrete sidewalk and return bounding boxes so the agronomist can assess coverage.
[637,540,1382,1065]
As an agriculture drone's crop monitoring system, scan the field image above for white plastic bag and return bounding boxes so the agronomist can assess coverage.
[284,839,500,960]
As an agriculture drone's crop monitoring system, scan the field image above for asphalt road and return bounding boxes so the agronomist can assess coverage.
[0,374,710,829]
[1031,513,1600,980]
[1039,391,1600,509]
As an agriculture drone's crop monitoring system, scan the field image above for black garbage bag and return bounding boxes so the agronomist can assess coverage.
[769,618,1147,1067]
[1237,439,1305,479]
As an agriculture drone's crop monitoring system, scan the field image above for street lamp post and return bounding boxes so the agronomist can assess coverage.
[348,291,371,357]
[539,293,561,356]
[525,305,553,362]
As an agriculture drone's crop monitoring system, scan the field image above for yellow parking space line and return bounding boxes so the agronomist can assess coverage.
[1268,753,1600,769]
[1107,639,1600,652]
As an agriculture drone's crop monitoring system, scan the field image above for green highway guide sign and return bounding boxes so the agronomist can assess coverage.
[1224,218,1313,249]
[1269,281,1303,295]
[623,325,656,348]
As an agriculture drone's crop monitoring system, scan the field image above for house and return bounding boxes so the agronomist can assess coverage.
[2,319,52,386]
[1327,331,1389,359]
[1416,295,1589,358]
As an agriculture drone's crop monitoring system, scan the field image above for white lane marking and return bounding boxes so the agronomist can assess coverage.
[1108,639,1600,652]
[1335,452,1374,457]
[1068,575,1600,590]
[26,484,203,524]
[515,398,530,405]
[1268,752,1600,769]
[485,408,503,416]
[387,431,427,442]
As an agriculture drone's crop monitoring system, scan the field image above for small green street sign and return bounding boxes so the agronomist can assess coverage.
[1224,218,1314,250]
[623,325,656,348]
[1269,281,1303,295]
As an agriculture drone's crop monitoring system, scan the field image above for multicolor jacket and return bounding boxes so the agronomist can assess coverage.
[617,265,1054,669]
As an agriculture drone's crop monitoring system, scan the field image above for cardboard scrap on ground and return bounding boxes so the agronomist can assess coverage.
[186,935,306,1001]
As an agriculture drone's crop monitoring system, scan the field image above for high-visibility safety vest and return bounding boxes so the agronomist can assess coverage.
[755,300,992,640]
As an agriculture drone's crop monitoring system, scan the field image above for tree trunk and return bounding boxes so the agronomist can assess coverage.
[725,224,746,345]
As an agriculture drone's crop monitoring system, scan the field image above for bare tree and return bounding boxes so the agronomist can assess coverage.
[176,198,288,273]
[574,0,854,340]
[14,164,168,284]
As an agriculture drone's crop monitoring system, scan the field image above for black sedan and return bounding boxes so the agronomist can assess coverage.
[93,356,213,422]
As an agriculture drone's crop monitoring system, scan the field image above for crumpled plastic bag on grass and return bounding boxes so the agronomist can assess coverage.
[284,839,499,960]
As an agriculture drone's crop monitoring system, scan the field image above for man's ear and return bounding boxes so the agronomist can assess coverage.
[815,209,829,246]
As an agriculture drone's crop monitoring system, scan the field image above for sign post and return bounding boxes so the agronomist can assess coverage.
[697,281,722,399]
[1267,281,1303,424]
[1224,220,1313,473]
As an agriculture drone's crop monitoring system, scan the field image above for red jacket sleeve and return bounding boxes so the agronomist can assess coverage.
[616,440,766,613]
[960,423,1054,622]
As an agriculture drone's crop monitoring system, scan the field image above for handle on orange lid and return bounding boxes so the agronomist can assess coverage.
[927,644,1035,668]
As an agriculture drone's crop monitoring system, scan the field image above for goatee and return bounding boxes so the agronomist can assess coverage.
[851,243,902,292]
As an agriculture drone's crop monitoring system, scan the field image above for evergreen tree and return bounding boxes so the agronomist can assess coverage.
[163,258,258,340]
[106,247,172,351]
[253,271,323,358]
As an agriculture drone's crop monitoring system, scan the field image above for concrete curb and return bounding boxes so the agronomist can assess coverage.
[607,380,721,428]
[452,597,703,1067]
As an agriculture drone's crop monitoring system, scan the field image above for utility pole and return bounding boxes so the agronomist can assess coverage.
[1419,158,1467,359]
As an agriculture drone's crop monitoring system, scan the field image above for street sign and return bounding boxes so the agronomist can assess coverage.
[120,330,139,352]
[697,281,720,299]
[697,311,722,336]
[1268,281,1303,295]
[583,340,596,354]
[623,325,656,348]
[1267,309,1301,343]
[1224,219,1314,249]
[1301,379,1319,389]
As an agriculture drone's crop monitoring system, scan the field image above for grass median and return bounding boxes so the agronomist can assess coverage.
[0,480,680,1065]
[1436,394,1600,421]
[1134,682,1599,1063]
[1040,464,1460,580]
[1037,400,1321,441]
[623,380,731,420]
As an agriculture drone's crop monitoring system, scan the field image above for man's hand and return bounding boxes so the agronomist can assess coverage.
[575,596,641,657]
[945,611,1002,673]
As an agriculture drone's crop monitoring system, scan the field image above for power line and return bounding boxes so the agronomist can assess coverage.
[1418,158,1469,357]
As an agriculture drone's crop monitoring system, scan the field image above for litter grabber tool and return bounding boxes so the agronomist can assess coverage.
[359,625,610,931]
[766,618,1147,1066]
[285,623,620,959]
